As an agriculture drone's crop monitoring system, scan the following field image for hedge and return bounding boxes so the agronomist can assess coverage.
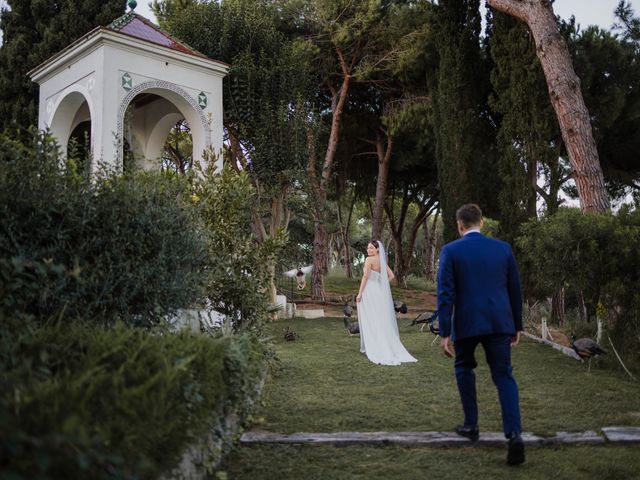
[0,318,266,479]
[0,131,207,327]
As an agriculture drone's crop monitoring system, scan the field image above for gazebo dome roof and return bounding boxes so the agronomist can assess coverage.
[29,10,228,81]
[107,11,208,59]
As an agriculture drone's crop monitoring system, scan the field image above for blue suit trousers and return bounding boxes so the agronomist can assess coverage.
[454,334,522,437]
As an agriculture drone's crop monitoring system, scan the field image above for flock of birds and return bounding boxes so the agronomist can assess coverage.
[281,266,608,368]
[344,303,607,362]
[342,300,440,337]
[341,303,608,370]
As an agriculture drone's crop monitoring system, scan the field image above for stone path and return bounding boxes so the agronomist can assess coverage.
[241,427,640,447]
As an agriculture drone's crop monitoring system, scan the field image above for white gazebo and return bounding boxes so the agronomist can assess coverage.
[28,2,228,174]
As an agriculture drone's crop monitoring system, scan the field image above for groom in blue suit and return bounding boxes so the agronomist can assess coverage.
[437,204,524,465]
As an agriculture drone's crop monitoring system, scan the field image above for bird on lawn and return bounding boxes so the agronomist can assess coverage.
[343,303,359,335]
[283,326,299,341]
[407,310,439,334]
[393,300,408,314]
[571,334,607,371]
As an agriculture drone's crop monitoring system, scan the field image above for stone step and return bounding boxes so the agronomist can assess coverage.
[241,430,611,447]
[602,427,640,443]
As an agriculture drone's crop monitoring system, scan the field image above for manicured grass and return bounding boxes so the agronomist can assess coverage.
[221,444,640,480]
[220,317,640,479]
[256,317,640,435]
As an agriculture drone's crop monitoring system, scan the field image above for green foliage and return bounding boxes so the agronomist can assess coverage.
[516,208,640,359]
[0,131,207,326]
[161,0,312,187]
[0,0,125,133]
[161,119,193,174]
[431,0,499,243]
[194,162,286,333]
[615,1,640,46]
[488,12,563,242]
[570,25,640,198]
[0,319,266,479]
[151,0,197,28]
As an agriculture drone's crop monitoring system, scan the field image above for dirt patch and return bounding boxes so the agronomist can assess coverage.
[528,324,572,347]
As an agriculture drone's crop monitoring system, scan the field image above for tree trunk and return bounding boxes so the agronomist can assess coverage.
[307,47,353,302]
[336,191,356,279]
[578,289,588,323]
[372,130,393,239]
[394,219,423,286]
[307,132,328,302]
[390,234,404,285]
[551,287,565,326]
[424,210,440,282]
[311,219,328,302]
[487,0,610,213]
[385,185,437,286]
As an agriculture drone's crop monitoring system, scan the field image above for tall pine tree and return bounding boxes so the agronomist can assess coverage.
[0,0,125,133]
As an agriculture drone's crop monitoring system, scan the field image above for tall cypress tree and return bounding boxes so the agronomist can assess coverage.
[432,0,497,243]
[487,11,561,243]
[0,0,125,133]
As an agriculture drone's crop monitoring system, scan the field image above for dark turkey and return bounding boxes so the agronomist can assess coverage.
[407,310,439,334]
[393,300,408,314]
[572,334,607,372]
[283,326,298,341]
[343,316,360,335]
[572,335,607,360]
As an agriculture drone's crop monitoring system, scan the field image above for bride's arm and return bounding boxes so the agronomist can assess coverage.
[356,259,372,303]
[386,264,395,282]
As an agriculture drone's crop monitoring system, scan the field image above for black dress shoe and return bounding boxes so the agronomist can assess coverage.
[507,433,525,465]
[455,425,479,441]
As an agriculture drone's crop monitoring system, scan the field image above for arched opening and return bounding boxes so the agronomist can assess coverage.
[49,91,93,165]
[119,85,208,174]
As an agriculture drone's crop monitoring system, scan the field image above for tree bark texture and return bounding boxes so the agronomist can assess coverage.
[253,190,290,305]
[487,0,610,213]
[578,289,588,323]
[551,287,565,326]
[423,210,440,282]
[371,130,394,240]
[307,47,353,302]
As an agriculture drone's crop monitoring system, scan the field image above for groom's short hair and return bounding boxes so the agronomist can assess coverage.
[456,204,482,227]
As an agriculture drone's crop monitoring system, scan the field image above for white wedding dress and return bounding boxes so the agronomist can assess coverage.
[358,243,417,366]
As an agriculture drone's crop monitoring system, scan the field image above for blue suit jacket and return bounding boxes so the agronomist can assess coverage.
[437,232,523,341]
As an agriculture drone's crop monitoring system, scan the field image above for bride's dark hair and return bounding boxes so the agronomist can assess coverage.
[370,240,380,250]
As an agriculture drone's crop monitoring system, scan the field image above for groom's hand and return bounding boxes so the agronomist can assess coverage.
[511,331,521,347]
[441,336,454,358]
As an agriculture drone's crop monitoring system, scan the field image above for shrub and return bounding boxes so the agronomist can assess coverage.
[516,207,640,363]
[193,162,285,333]
[0,131,207,326]
[0,318,266,479]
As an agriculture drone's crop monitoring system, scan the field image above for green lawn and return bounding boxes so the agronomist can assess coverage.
[221,444,640,480]
[219,317,640,479]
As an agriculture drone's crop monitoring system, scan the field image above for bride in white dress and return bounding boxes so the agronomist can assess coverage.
[356,240,417,366]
